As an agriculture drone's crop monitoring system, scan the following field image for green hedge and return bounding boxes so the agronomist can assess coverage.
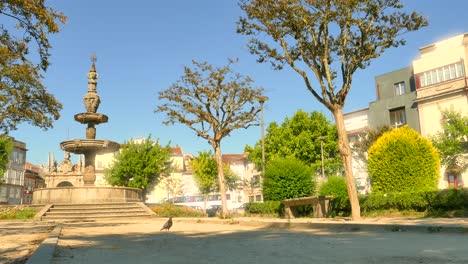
[318,176,349,215]
[245,201,283,217]
[324,189,468,216]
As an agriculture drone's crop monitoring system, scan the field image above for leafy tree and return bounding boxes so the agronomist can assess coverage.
[157,59,264,217]
[368,126,439,193]
[191,151,239,209]
[431,109,468,174]
[0,1,66,132]
[0,135,13,181]
[263,157,315,201]
[351,126,391,170]
[237,0,427,220]
[105,136,171,196]
[245,109,342,176]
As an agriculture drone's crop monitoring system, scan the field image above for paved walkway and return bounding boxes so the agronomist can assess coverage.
[1,216,466,263]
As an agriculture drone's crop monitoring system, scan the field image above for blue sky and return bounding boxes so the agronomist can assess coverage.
[9,0,468,165]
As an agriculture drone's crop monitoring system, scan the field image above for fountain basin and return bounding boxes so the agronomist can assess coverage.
[74,112,108,125]
[32,186,143,204]
[60,139,120,154]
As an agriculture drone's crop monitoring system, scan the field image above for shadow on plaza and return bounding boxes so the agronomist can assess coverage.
[52,224,380,261]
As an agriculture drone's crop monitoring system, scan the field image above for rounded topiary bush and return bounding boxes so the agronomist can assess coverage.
[318,176,350,215]
[368,126,440,193]
[263,158,315,201]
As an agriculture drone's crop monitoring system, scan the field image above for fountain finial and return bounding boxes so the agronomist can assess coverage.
[87,55,99,86]
[84,54,101,113]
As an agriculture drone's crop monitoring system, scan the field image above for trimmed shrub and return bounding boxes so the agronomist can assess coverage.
[246,201,282,217]
[359,191,429,213]
[263,158,315,201]
[318,176,350,216]
[428,188,468,214]
[368,126,439,193]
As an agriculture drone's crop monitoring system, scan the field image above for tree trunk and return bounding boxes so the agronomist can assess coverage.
[332,107,361,220]
[214,143,229,218]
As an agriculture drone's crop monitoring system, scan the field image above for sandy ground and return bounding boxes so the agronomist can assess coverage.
[51,219,468,264]
[0,221,55,264]
[2,218,468,264]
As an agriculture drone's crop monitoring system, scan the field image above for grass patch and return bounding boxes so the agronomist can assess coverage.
[149,203,206,217]
[0,206,38,220]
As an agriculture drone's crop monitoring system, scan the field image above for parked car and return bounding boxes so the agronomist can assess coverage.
[189,205,204,211]
[206,205,222,217]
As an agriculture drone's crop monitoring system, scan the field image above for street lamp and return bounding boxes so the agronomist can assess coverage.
[318,136,326,178]
[257,96,269,181]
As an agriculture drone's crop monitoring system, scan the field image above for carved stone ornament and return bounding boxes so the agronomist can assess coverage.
[83,92,101,113]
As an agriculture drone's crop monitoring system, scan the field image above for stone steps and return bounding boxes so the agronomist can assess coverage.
[38,202,155,221]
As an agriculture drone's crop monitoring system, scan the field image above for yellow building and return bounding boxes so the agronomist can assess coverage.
[413,33,468,189]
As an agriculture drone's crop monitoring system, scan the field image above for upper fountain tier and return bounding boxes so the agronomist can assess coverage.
[60,56,120,155]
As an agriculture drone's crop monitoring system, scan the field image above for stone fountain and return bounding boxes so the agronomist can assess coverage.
[32,57,143,204]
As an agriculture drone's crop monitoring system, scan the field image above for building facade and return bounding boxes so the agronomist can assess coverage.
[0,138,27,204]
[344,33,468,191]
[369,66,420,131]
[413,33,468,189]
[23,162,45,204]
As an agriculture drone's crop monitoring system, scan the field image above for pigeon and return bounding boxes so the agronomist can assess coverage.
[160,217,173,231]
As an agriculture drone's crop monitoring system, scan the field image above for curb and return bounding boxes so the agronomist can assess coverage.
[26,224,62,264]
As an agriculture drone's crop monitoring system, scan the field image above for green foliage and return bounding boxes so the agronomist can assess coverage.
[191,151,218,195]
[319,176,350,215]
[245,110,342,176]
[105,135,171,195]
[238,0,428,220]
[149,204,206,217]
[431,109,468,173]
[0,136,13,181]
[329,189,468,216]
[351,126,391,170]
[368,126,440,193]
[428,188,468,214]
[245,201,282,217]
[0,1,66,132]
[359,192,429,213]
[0,206,37,220]
[191,151,240,196]
[263,158,315,201]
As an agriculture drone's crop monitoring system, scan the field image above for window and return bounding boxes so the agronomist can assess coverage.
[417,61,465,88]
[394,82,406,96]
[252,175,260,188]
[249,195,254,202]
[389,108,406,128]
[255,195,262,202]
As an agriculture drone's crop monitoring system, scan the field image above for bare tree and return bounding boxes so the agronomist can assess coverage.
[237,0,427,220]
[156,59,265,218]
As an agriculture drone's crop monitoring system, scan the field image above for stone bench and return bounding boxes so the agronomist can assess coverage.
[282,196,334,219]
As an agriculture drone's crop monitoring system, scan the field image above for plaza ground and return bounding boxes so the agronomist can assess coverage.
[1,217,467,263]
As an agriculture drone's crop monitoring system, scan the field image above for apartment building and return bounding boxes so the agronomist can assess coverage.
[0,138,27,204]
[369,66,420,131]
[413,33,468,188]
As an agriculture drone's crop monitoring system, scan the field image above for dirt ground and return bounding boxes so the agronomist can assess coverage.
[2,218,468,264]
[0,221,55,264]
[52,219,468,264]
